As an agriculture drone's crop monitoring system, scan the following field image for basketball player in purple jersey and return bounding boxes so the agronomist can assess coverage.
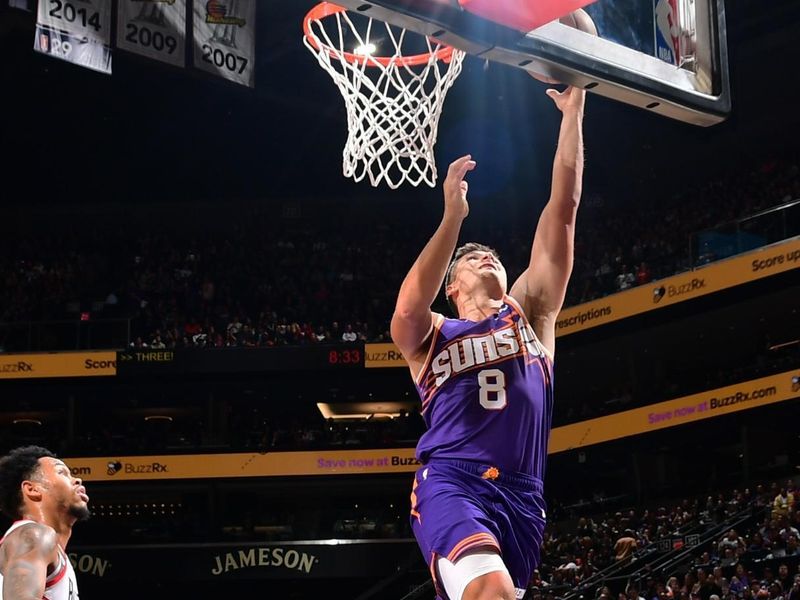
[0,446,89,600]
[391,85,585,600]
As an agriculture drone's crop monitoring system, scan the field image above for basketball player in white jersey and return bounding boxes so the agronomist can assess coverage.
[0,446,89,600]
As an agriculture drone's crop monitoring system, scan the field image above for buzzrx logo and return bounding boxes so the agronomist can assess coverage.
[653,278,706,303]
[0,361,33,373]
[107,460,169,476]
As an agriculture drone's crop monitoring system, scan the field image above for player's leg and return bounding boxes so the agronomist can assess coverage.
[436,550,517,600]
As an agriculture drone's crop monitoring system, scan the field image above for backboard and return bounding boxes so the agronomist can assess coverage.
[328,0,730,126]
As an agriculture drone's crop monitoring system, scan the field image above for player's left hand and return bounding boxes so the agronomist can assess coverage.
[546,86,585,114]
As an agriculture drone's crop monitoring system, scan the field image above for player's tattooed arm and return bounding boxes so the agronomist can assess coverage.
[1,523,59,600]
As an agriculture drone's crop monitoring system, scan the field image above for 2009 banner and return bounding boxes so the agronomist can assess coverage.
[116,0,186,67]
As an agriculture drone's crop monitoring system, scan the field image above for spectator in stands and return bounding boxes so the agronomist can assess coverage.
[615,529,638,562]
[701,574,724,600]
[636,262,652,285]
[778,565,793,594]
[732,564,752,594]
[616,265,635,291]
[627,583,646,600]
[778,516,799,543]
[767,582,783,600]
[683,570,698,596]
[341,323,357,342]
[720,528,746,555]
[785,535,799,556]
[774,488,792,518]
[789,576,800,600]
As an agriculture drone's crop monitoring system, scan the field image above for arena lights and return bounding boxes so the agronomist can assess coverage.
[316,401,416,420]
[352,42,377,56]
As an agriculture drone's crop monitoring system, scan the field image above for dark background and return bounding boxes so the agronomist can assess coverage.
[1,0,799,213]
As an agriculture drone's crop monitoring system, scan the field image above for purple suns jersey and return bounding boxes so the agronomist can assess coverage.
[414,295,554,479]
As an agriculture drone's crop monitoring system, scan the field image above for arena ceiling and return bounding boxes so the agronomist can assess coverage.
[0,1,799,206]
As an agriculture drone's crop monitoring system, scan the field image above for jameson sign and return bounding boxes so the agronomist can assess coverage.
[211,547,317,576]
[70,540,418,581]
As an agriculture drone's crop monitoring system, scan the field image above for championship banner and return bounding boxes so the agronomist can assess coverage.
[64,448,420,482]
[549,369,800,453]
[68,540,418,581]
[192,0,256,87]
[34,0,112,74]
[0,351,116,380]
[556,237,800,337]
[116,0,186,67]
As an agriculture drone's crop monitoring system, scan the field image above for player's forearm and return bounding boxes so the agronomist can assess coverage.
[395,213,463,317]
[551,107,584,211]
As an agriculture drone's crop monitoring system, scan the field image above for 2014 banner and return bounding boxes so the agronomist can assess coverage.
[34,0,112,74]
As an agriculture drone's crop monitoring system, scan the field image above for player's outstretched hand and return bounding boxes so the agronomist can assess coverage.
[443,154,476,221]
[546,86,585,114]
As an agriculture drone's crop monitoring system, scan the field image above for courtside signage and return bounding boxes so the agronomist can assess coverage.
[66,448,421,482]
[364,238,800,366]
[549,370,800,453]
[0,351,117,379]
[556,237,800,336]
[64,371,800,479]
[364,343,407,368]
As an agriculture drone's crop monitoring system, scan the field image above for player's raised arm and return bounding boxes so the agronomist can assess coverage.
[1,523,59,600]
[391,155,476,359]
[510,86,585,355]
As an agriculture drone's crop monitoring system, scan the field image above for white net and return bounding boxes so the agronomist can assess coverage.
[304,4,465,189]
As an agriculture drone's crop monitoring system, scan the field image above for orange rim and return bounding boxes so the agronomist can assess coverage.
[303,2,456,67]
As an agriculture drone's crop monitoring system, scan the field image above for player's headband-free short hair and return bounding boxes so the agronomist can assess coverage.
[0,446,56,519]
[444,242,500,315]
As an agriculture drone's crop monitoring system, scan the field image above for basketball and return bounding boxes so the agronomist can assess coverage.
[529,9,598,84]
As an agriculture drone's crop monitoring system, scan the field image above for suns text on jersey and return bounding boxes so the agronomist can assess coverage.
[431,321,542,387]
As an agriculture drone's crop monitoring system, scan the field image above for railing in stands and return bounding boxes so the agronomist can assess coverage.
[691,199,800,267]
[562,503,769,600]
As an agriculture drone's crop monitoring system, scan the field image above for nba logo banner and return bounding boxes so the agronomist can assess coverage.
[654,0,680,65]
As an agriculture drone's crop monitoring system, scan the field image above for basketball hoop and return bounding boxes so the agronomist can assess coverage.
[303,3,465,189]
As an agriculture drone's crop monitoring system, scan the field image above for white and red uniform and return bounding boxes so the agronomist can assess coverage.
[0,520,78,600]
